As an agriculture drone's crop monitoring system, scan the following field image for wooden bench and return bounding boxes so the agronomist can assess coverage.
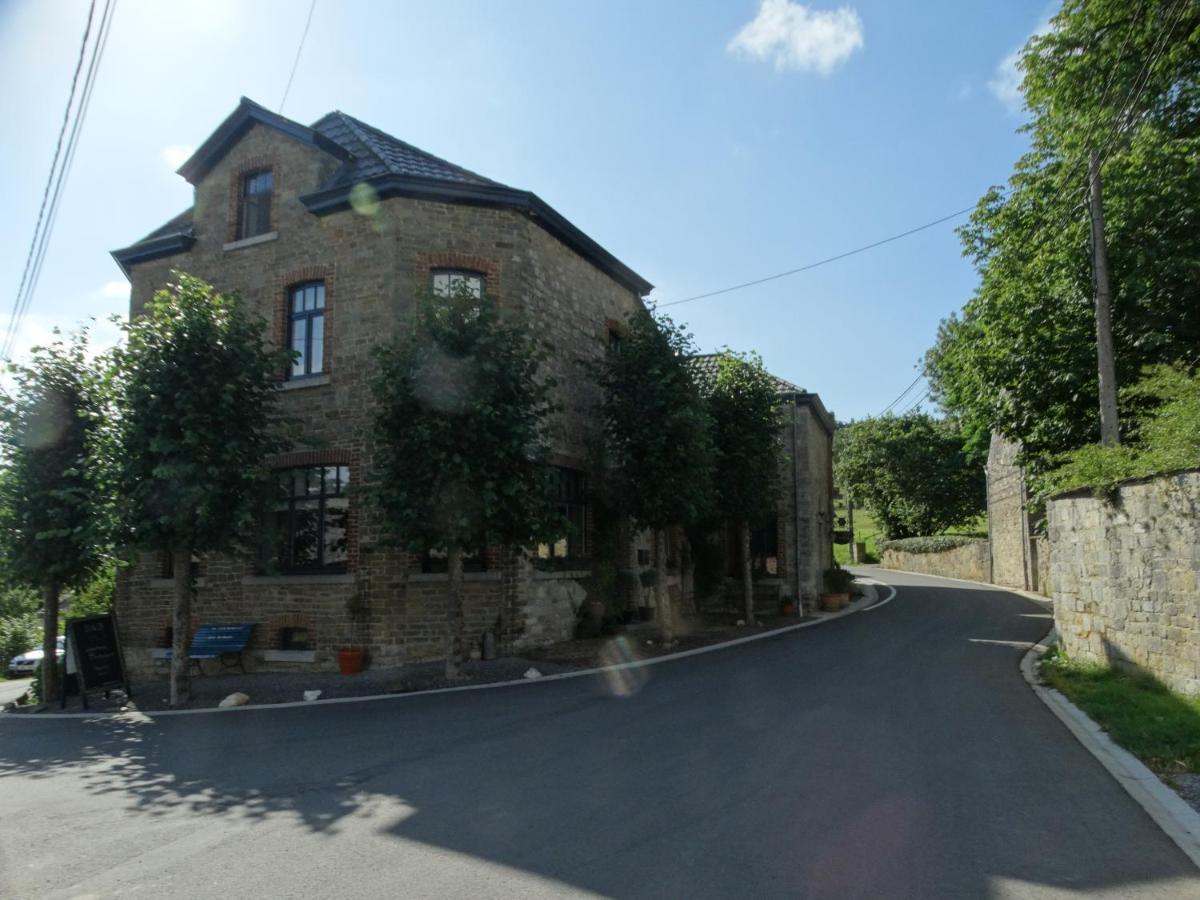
[162,624,254,675]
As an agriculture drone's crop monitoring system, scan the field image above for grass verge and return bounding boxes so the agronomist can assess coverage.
[1041,648,1200,774]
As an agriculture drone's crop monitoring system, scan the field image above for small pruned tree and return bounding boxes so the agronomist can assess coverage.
[371,282,561,679]
[706,351,782,624]
[599,309,714,634]
[0,331,108,703]
[110,274,290,706]
[835,413,985,540]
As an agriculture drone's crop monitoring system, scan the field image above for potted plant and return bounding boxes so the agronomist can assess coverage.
[821,566,854,611]
[339,592,369,675]
[780,596,798,617]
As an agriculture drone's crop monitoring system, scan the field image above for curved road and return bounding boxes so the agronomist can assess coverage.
[2,569,1197,898]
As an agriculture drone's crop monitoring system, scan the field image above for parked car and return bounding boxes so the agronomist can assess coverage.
[6,636,64,678]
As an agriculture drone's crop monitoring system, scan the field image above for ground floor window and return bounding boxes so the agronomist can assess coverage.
[537,467,588,562]
[261,465,350,574]
[726,519,778,576]
[421,546,488,574]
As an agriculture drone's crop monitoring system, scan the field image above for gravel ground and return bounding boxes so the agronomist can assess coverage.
[6,657,580,714]
[1168,773,1200,815]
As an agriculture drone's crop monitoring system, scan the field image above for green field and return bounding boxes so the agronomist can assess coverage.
[832,504,885,565]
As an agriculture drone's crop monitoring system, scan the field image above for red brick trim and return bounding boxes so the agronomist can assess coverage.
[415,251,502,299]
[269,448,352,468]
[274,264,336,378]
[227,155,280,243]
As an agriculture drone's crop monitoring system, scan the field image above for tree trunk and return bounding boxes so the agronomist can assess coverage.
[170,548,192,707]
[40,582,60,705]
[654,528,671,640]
[740,518,754,626]
[445,543,466,680]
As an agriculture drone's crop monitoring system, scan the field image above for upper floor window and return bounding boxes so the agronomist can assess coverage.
[431,269,484,300]
[261,465,350,574]
[537,467,588,562]
[288,282,325,379]
[238,169,273,240]
[607,329,623,354]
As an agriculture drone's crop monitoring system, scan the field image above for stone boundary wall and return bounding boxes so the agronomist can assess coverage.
[881,540,991,584]
[1048,470,1200,695]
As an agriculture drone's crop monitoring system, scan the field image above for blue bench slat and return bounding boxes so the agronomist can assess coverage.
[162,624,254,661]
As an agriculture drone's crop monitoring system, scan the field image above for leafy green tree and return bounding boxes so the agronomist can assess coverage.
[370,283,560,679]
[109,274,290,706]
[0,331,108,701]
[835,414,985,540]
[599,309,714,633]
[927,0,1200,458]
[705,352,781,624]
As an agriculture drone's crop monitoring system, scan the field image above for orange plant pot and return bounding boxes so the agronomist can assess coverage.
[338,647,366,675]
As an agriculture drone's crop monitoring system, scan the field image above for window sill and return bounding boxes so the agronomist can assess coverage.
[243,574,354,585]
[149,578,207,588]
[533,569,591,580]
[223,231,278,252]
[408,572,501,583]
[281,374,330,391]
[262,649,317,663]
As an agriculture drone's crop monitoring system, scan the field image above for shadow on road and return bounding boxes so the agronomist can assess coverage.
[2,578,1197,898]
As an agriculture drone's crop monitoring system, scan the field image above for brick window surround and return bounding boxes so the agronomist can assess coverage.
[267,448,359,573]
[416,252,501,299]
[227,155,279,243]
[275,265,335,378]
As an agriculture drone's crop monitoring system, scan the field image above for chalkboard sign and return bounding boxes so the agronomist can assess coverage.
[66,614,130,697]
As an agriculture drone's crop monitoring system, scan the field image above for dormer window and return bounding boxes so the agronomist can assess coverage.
[238,169,273,240]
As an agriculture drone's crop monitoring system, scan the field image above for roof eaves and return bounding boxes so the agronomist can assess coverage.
[111,230,196,278]
[178,97,351,185]
[300,176,653,296]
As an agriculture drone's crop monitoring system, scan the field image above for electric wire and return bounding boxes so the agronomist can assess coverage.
[279,0,317,114]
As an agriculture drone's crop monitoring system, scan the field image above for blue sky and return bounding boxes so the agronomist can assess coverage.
[0,0,1049,420]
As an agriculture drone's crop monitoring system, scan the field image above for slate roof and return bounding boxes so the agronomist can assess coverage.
[310,111,501,190]
[113,98,651,294]
[689,353,805,395]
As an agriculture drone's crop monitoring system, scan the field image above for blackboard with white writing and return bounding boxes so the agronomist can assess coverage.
[66,615,129,694]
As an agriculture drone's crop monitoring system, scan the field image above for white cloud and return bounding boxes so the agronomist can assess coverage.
[988,21,1052,113]
[728,0,864,75]
[160,144,195,169]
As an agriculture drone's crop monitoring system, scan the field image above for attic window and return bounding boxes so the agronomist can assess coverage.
[238,169,273,240]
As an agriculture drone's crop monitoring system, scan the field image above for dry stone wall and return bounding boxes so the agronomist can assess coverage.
[1049,470,1200,695]
[881,541,991,583]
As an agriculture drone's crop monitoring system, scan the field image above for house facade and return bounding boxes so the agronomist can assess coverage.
[687,355,835,614]
[111,98,833,675]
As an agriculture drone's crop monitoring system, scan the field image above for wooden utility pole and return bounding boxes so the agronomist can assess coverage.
[1088,150,1121,446]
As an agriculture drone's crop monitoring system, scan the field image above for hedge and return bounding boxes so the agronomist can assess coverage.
[878,535,984,555]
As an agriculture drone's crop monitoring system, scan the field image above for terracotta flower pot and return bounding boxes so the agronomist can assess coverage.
[820,592,850,612]
[338,647,366,675]
[781,601,798,617]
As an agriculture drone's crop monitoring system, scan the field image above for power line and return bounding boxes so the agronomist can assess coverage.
[6,0,116,363]
[4,0,97,360]
[279,0,317,114]
[880,373,924,415]
[657,206,975,309]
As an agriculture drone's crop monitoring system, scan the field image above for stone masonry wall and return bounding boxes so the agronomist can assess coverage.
[987,432,1031,590]
[116,121,644,676]
[881,541,991,583]
[1048,470,1200,695]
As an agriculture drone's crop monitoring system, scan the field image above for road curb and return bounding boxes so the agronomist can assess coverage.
[865,565,1051,607]
[2,577,896,722]
[1021,629,1200,871]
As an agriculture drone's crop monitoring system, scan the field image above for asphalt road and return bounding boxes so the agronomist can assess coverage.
[2,568,1198,899]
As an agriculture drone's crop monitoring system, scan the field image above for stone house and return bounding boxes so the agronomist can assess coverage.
[110,97,833,674]
[687,355,835,613]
